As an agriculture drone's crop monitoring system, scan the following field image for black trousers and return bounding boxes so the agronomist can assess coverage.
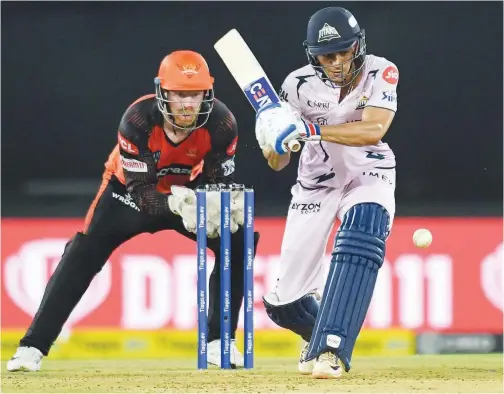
[20,176,259,355]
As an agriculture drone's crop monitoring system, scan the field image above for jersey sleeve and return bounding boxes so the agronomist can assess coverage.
[118,104,172,216]
[365,61,399,112]
[278,73,304,117]
[200,103,238,185]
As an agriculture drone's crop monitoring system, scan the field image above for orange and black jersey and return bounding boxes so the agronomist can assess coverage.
[103,94,238,216]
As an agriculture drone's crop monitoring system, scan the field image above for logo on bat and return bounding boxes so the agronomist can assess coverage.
[244,76,276,111]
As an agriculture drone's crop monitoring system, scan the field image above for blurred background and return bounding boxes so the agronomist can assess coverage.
[2,1,503,361]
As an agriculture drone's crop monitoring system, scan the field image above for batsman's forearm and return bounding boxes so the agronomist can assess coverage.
[320,121,384,146]
[263,148,290,171]
[268,153,290,171]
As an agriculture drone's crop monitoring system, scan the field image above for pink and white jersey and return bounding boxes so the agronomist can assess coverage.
[279,54,399,189]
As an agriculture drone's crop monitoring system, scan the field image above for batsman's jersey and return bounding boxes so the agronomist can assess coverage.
[101,95,238,217]
[279,55,399,189]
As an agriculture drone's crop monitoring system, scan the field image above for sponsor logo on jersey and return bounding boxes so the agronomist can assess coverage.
[118,133,139,155]
[290,202,321,214]
[382,91,397,102]
[362,170,394,186]
[278,88,288,102]
[382,66,399,84]
[112,192,141,212]
[120,156,148,173]
[157,165,192,178]
[307,100,330,110]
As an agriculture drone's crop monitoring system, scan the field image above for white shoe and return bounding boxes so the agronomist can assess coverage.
[298,341,315,374]
[7,346,43,372]
[312,351,342,379]
[207,339,244,368]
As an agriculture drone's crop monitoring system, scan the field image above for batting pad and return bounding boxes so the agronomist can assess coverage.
[263,292,320,342]
[304,203,390,372]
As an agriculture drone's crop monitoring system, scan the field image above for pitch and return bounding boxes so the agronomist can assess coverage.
[2,355,502,393]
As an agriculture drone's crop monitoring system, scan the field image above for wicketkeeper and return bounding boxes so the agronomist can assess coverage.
[7,50,260,372]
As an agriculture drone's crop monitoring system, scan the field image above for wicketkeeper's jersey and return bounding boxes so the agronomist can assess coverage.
[102,95,238,216]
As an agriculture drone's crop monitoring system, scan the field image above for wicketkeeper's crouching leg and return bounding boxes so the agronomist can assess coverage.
[7,177,166,372]
[20,232,124,354]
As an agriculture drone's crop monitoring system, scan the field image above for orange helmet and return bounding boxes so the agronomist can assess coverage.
[154,50,215,130]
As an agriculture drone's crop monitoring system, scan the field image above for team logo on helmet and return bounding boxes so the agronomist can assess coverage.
[176,63,201,78]
[318,23,341,42]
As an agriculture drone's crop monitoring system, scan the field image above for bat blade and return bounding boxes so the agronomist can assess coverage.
[214,29,301,152]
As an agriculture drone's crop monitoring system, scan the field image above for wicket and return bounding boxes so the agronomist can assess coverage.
[196,184,255,370]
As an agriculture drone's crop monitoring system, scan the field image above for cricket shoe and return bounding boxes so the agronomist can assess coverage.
[298,340,315,374]
[207,339,244,368]
[7,346,43,372]
[312,351,342,379]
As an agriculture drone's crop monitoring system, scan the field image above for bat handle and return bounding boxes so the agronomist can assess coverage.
[287,139,301,152]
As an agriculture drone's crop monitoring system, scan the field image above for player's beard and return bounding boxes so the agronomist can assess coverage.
[173,113,198,127]
[172,105,202,129]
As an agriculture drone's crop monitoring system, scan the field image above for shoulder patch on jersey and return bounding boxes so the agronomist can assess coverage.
[295,74,316,99]
[118,132,139,155]
[382,66,399,85]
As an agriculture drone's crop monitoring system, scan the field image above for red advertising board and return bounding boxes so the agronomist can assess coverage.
[1,218,502,333]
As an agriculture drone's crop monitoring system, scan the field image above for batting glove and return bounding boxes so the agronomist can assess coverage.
[268,119,321,155]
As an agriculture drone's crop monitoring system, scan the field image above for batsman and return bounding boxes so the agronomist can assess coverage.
[7,50,259,372]
[256,7,399,378]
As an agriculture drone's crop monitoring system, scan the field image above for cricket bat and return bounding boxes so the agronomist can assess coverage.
[214,29,301,153]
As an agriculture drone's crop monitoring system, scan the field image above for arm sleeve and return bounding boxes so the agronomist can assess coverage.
[118,105,173,216]
[200,109,239,185]
[365,62,399,112]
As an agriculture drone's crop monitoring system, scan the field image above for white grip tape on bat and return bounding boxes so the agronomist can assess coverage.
[288,139,301,152]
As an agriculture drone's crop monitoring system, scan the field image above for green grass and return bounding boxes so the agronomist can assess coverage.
[2,355,502,393]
